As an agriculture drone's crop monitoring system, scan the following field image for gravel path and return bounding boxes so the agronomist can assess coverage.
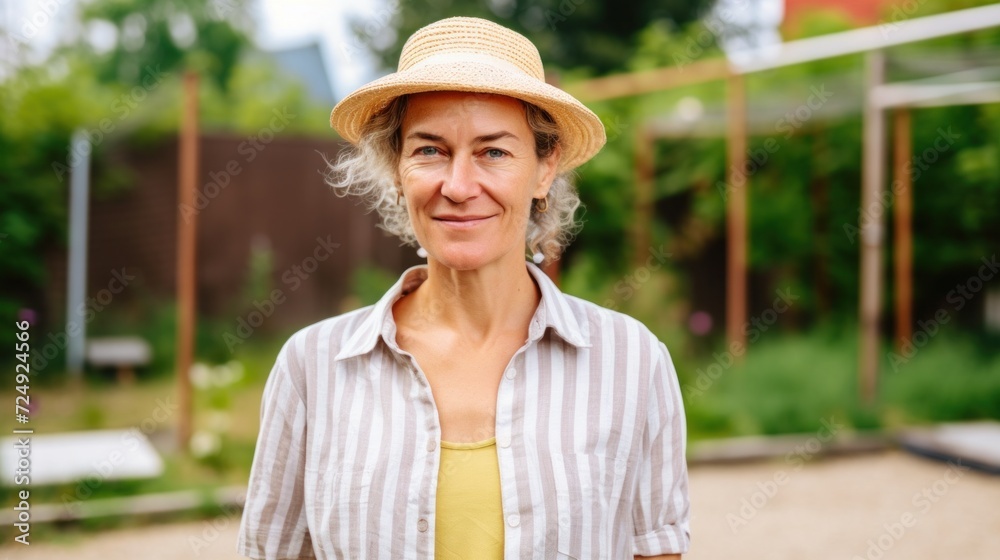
[684,451,999,559]
[5,451,998,559]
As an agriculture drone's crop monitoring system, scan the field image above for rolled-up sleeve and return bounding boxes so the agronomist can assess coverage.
[237,342,315,559]
[632,341,691,556]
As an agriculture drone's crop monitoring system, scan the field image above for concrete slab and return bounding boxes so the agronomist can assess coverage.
[898,420,1000,474]
[0,486,246,525]
[689,431,888,464]
[1,429,164,487]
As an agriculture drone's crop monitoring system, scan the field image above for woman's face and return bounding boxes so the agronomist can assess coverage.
[397,91,559,271]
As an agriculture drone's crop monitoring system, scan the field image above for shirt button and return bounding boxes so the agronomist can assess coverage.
[507,514,520,528]
[497,433,511,448]
[505,368,517,380]
[426,439,436,452]
[417,518,428,532]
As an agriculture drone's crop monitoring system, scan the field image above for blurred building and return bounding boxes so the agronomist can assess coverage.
[266,40,336,108]
[784,0,897,27]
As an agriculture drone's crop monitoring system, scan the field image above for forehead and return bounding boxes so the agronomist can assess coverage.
[402,91,528,132]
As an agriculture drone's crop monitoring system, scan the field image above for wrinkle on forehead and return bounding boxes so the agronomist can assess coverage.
[402,91,530,141]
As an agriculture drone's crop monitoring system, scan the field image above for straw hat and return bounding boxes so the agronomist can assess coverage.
[329,17,606,172]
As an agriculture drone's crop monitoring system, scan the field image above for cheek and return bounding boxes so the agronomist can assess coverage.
[399,167,436,204]
[503,199,533,237]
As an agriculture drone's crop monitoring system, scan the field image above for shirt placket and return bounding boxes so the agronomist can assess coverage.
[382,312,442,559]
[497,314,546,558]
[407,355,441,559]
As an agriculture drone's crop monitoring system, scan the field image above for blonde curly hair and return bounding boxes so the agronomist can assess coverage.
[324,94,582,264]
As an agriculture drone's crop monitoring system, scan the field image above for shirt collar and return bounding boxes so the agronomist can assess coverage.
[333,261,590,362]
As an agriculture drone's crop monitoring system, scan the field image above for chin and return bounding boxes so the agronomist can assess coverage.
[428,244,502,271]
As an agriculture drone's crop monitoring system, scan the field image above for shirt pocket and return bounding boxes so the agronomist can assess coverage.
[550,452,631,560]
[304,464,376,556]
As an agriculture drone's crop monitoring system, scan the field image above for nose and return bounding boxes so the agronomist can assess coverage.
[439,155,481,204]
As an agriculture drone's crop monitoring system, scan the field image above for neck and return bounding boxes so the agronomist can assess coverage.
[413,250,541,342]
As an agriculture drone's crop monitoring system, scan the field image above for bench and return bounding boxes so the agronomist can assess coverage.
[86,336,153,383]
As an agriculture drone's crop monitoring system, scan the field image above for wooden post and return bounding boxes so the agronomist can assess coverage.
[564,58,731,102]
[176,72,199,451]
[726,72,748,353]
[859,51,887,404]
[893,108,913,352]
[633,125,654,267]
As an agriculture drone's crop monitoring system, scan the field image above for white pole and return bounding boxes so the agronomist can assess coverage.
[66,129,90,379]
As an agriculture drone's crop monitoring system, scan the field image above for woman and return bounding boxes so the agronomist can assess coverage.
[238,17,690,560]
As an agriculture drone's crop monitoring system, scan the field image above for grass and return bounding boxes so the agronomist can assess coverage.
[0,335,285,541]
[682,326,1000,441]
[0,371,263,491]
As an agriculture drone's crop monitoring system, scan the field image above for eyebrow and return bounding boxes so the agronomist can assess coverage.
[404,130,520,143]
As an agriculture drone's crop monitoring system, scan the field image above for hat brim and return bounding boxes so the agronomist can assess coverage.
[330,61,607,172]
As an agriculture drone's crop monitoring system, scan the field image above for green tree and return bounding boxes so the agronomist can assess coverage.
[78,0,254,90]
[0,62,117,333]
[356,0,716,75]
[0,0,331,365]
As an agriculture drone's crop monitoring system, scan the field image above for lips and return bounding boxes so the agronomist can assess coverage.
[433,214,495,228]
[435,215,490,221]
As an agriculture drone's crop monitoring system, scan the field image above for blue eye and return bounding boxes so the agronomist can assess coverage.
[486,148,505,159]
[419,146,439,156]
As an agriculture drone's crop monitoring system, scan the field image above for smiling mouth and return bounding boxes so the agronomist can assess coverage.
[433,215,495,228]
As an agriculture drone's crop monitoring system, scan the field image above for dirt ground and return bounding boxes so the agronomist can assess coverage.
[5,450,998,559]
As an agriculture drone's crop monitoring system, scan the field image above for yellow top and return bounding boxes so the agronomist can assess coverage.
[434,437,505,560]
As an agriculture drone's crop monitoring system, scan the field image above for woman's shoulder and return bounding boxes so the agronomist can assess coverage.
[294,304,376,338]
[273,303,382,370]
[558,293,667,352]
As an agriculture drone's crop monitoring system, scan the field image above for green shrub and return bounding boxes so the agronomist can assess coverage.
[683,325,999,440]
[883,331,1000,423]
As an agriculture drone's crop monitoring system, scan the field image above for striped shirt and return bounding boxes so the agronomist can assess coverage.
[237,262,691,559]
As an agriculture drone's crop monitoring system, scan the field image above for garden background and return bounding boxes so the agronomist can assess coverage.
[0,0,998,556]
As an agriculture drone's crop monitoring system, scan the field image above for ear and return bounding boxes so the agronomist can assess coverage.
[532,144,561,199]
